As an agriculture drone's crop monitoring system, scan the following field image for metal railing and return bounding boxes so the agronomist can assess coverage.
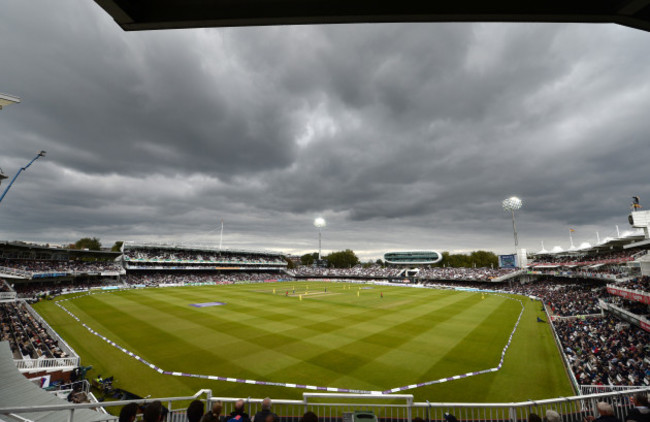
[544,302,581,394]
[13,356,80,370]
[0,291,17,300]
[1,388,649,422]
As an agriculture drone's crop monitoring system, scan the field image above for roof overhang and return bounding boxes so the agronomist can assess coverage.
[93,0,650,32]
[0,92,20,110]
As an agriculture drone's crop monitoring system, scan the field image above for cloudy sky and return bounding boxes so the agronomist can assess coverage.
[1,1,649,259]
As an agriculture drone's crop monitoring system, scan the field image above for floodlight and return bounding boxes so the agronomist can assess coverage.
[502,196,523,211]
[502,196,524,262]
[314,217,326,260]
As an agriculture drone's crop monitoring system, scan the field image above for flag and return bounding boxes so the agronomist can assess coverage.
[569,228,575,232]
[273,288,276,294]
[357,290,360,297]
[299,295,302,301]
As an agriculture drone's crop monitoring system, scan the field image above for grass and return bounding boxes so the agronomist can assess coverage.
[32,282,574,402]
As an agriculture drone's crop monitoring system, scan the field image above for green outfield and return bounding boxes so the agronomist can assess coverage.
[33,282,574,402]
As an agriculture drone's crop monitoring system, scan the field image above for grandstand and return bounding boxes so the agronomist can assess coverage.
[1,215,650,420]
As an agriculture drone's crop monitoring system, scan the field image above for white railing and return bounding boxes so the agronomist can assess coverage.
[0,265,31,278]
[492,270,525,282]
[0,291,17,300]
[580,385,647,395]
[599,300,650,332]
[544,302,581,394]
[14,356,80,370]
[3,388,650,422]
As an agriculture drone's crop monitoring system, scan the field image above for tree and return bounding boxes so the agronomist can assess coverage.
[325,249,359,268]
[434,250,498,268]
[111,241,124,252]
[283,256,296,269]
[300,253,318,266]
[73,237,102,251]
[375,259,384,267]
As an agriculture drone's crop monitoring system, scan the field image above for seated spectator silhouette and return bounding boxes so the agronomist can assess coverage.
[254,397,278,422]
[625,393,650,422]
[300,412,318,422]
[119,403,139,422]
[187,400,205,422]
[227,399,251,422]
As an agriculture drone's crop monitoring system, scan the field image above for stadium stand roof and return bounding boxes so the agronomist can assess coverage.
[93,0,650,32]
[0,342,112,422]
[0,92,20,110]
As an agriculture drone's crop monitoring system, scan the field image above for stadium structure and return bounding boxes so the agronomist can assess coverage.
[1,208,649,421]
[4,4,650,417]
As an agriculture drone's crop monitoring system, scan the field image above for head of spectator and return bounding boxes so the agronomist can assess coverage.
[201,413,219,422]
[119,403,139,422]
[212,400,223,417]
[235,399,246,413]
[597,403,615,417]
[631,393,649,408]
[187,400,205,422]
[300,412,318,422]
[546,410,561,422]
[529,413,542,422]
[143,401,164,422]
[262,398,272,411]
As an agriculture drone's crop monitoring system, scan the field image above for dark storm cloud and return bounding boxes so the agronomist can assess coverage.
[1,1,650,258]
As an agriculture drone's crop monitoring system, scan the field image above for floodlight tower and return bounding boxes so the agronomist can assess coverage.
[314,217,326,260]
[502,196,523,255]
[0,151,46,206]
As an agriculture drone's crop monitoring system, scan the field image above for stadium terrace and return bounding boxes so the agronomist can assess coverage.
[0,236,649,421]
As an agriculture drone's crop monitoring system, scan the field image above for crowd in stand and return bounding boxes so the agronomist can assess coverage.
[0,301,69,360]
[125,271,288,286]
[0,278,13,292]
[418,267,514,281]
[530,250,644,266]
[291,265,515,281]
[606,296,650,318]
[499,279,609,316]
[554,316,650,386]
[13,279,112,299]
[291,265,402,278]
[0,258,122,274]
[124,248,285,265]
[615,276,650,294]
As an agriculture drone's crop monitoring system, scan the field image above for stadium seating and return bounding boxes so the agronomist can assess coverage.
[0,301,69,360]
[291,265,514,281]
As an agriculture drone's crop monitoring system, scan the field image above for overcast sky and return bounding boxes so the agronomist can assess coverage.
[1,1,649,260]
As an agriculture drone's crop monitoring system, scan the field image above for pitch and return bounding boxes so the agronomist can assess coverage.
[33,282,574,402]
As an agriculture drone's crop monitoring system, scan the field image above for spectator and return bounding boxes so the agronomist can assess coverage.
[119,403,139,422]
[590,403,620,422]
[187,400,205,422]
[300,412,318,422]
[529,414,542,422]
[227,399,251,422]
[546,410,561,422]
[625,393,650,422]
[143,401,164,422]
[253,398,278,422]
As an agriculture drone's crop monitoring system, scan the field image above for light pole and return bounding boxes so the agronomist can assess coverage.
[502,196,523,257]
[314,217,326,261]
[0,151,46,206]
